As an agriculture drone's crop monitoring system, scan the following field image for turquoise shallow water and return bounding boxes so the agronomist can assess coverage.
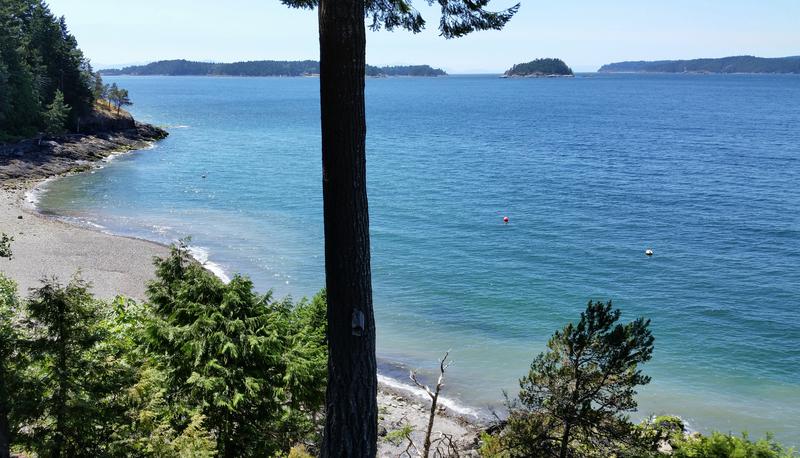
[38,74,800,443]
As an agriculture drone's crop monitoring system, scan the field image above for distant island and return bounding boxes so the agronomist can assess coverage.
[503,58,574,77]
[599,55,800,74]
[100,59,447,77]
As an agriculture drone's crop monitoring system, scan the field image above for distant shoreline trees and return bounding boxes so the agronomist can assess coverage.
[99,59,447,77]
[599,55,800,74]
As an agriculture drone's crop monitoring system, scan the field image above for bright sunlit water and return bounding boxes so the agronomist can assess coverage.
[37,74,800,443]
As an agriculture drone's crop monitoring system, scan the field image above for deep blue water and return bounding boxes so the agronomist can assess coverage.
[38,74,800,443]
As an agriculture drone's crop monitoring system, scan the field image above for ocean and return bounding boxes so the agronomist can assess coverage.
[36,73,800,443]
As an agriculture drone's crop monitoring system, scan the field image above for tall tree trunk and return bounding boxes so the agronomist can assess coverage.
[0,401,10,458]
[317,0,377,454]
[52,310,67,458]
[559,421,571,458]
[1,360,10,458]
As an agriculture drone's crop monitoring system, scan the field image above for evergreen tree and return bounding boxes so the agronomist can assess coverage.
[42,89,70,136]
[92,71,106,100]
[0,0,96,139]
[23,277,115,457]
[108,83,132,114]
[505,300,654,457]
[277,0,519,453]
[143,243,327,456]
[0,60,11,131]
[0,276,25,458]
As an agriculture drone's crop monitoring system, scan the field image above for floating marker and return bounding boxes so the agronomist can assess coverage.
[503,216,509,224]
[645,248,653,256]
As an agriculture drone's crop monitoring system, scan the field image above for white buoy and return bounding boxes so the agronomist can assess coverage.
[645,248,654,257]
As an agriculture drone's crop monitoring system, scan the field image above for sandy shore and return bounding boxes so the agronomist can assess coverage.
[0,187,169,300]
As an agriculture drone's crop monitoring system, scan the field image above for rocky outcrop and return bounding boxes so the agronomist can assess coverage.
[0,122,168,188]
[80,107,137,132]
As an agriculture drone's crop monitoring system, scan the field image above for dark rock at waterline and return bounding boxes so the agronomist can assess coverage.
[0,122,168,187]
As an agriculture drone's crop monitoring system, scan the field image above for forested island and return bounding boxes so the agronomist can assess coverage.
[100,59,447,77]
[503,58,574,77]
[599,55,800,74]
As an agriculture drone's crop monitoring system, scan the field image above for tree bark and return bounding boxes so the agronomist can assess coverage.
[559,421,571,458]
[317,0,377,455]
[0,402,10,458]
[1,359,10,458]
[52,305,67,458]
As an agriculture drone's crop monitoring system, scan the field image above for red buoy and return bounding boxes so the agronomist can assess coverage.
[503,216,509,224]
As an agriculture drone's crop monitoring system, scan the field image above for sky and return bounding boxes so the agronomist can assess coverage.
[46,0,800,73]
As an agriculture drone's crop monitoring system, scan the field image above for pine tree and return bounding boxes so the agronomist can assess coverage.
[506,300,655,457]
[107,83,132,114]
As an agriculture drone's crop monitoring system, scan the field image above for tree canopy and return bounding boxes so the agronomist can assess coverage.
[0,0,99,140]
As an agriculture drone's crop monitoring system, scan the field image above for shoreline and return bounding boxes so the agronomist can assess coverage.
[0,130,484,455]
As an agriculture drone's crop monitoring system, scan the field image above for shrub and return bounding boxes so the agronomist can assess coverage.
[671,432,797,458]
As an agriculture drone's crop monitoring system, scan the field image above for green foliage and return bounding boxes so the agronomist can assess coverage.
[21,278,111,456]
[141,241,327,456]
[500,300,654,457]
[280,0,518,39]
[0,0,95,140]
[504,58,573,76]
[478,431,510,458]
[92,71,106,100]
[107,82,132,114]
[671,432,797,458]
[288,444,315,458]
[0,274,24,456]
[43,89,71,135]
[0,245,327,456]
[385,423,414,446]
[633,415,685,449]
[0,233,13,259]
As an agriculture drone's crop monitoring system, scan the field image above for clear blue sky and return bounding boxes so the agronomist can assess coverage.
[47,0,800,73]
